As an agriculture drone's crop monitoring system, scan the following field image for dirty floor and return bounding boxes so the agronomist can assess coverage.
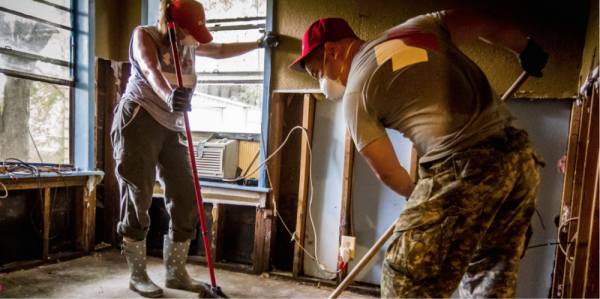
[0,250,372,298]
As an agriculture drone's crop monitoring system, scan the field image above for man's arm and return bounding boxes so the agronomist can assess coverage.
[195,42,258,59]
[132,27,173,103]
[360,135,415,199]
[444,9,528,53]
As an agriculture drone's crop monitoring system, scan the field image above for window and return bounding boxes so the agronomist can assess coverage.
[0,0,73,164]
[189,0,266,134]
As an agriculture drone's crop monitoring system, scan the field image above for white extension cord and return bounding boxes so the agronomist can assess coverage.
[223,126,341,277]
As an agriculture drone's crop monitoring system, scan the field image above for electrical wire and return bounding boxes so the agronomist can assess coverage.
[4,158,47,239]
[527,242,575,249]
[226,126,341,276]
[535,208,545,230]
[557,217,579,263]
[222,126,308,182]
[0,181,7,198]
[2,159,70,240]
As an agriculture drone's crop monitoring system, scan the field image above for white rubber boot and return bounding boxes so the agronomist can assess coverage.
[163,235,204,292]
[122,239,163,298]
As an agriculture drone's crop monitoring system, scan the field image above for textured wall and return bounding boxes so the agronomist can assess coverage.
[95,0,142,62]
[272,0,590,99]
[579,0,599,80]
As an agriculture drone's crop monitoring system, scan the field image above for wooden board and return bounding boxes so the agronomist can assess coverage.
[570,87,599,298]
[292,94,316,277]
[253,91,284,274]
[583,161,599,299]
[103,60,120,246]
[42,188,51,261]
[239,141,261,180]
[75,185,97,254]
[253,208,273,274]
[337,129,356,283]
[94,59,130,246]
[0,176,87,191]
[210,204,226,263]
[409,145,420,183]
[95,59,105,172]
[562,93,593,295]
[551,101,582,298]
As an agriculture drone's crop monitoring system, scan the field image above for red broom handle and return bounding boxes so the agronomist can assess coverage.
[167,22,217,287]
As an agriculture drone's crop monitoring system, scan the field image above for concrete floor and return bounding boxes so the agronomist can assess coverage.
[0,250,373,298]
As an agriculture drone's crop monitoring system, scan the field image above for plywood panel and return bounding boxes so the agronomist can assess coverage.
[239,141,261,181]
[570,87,599,298]
[336,129,355,282]
[293,94,316,277]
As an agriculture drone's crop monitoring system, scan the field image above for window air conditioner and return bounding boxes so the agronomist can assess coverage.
[192,138,239,179]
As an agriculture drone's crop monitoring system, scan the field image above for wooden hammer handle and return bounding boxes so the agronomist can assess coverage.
[502,71,530,101]
[329,223,396,299]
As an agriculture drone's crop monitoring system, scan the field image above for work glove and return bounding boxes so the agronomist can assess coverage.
[167,87,193,112]
[518,38,549,78]
[258,31,279,48]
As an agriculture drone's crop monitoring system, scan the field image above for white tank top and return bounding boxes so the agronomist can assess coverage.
[122,24,197,132]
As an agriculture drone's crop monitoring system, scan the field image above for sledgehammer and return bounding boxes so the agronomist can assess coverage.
[328,71,530,299]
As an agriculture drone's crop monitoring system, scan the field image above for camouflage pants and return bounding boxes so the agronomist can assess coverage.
[381,128,543,298]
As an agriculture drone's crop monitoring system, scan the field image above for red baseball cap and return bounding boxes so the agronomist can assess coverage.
[170,0,213,44]
[288,18,357,73]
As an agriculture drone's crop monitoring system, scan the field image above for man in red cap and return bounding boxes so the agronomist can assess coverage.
[113,0,278,297]
[290,10,547,298]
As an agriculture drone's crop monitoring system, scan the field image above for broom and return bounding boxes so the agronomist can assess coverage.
[167,21,229,299]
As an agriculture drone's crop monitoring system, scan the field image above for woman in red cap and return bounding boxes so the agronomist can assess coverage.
[112,0,278,297]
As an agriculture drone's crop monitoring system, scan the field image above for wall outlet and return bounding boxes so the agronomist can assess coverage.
[341,236,356,259]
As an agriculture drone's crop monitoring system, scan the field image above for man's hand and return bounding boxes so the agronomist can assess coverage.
[258,31,279,48]
[167,87,193,112]
[518,39,549,78]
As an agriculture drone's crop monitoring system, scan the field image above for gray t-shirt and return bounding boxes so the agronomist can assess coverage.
[344,11,520,163]
[122,25,197,132]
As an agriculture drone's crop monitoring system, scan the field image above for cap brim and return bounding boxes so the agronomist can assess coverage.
[288,54,309,73]
[191,24,213,44]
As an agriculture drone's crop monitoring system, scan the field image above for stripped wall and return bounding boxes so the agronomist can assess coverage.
[95,0,142,62]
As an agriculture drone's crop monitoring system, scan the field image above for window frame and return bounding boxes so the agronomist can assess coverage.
[0,0,76,164]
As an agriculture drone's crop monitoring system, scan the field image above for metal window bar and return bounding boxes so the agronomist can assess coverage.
[206,16,266,24]
[207,23,265,32]
[0,68,74,87]
[0,7,73,31]
[33,0,72,12]
[0,47,71,68]
[197,79,264,84]
[197,71,264,84]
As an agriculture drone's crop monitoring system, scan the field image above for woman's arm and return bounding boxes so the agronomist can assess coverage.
[195,42,258,59]
[195,32,279,59]
[131,27,173,103]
